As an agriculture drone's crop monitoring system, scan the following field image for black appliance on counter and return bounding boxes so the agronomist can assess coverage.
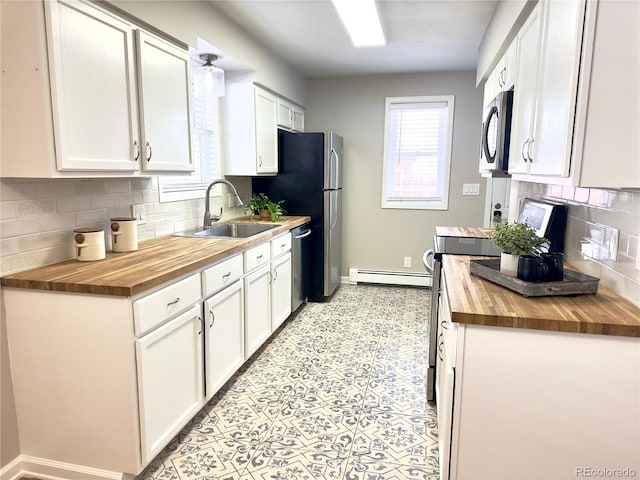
[253,130,343,301]
[518,198,567,253]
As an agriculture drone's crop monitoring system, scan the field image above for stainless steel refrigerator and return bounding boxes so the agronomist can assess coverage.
[253,130,343,301]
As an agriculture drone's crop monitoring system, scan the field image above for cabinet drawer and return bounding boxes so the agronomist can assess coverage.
[244,242,271,273]
[133,273,201,336]
[271,232,292,257]
[202,254,243,297]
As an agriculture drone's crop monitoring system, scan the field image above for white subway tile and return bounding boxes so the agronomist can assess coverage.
[0,251,42,276]
[73,180,104,196]
[18,230,69,252]
[57,196,92,213]
[75,209,108,227]
[104,179,131,194]
[0,238,20,256]
[91,193,119,209]
[0,182,37,201]
[0,218,39,238]
[40,244,75,265]
[117,191,143,205]
[1,202,17,220]
[36,212,76,232]
[16,199,56,217]
[36,181,74,198]
[131,178,155,191]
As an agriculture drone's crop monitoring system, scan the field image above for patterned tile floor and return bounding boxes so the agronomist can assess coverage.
[137,284,438,480]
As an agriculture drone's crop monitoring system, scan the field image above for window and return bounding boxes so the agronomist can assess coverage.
[381,96,454,210]
[159,58,222,202]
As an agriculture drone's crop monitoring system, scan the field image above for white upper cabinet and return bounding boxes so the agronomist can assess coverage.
[0,0,194,177]
[508,0,638,188]
[136,31,194,173]
[46,0,140,172]
[277,97,305,132]
[508,3,544,175]
[223,83,278,175]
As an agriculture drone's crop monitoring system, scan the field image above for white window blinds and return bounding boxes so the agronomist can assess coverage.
[159,64,221,201]
[381,96,455,210]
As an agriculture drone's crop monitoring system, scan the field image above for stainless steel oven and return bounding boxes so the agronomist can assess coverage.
[423,234,501,403]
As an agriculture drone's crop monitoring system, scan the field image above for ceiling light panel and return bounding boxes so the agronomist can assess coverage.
[331,0,386,47]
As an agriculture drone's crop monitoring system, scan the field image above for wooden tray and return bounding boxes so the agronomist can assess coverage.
[469,259,599,297]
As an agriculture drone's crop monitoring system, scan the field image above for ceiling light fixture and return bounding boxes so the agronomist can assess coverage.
[199,53,225,97]
[330,0,386,47]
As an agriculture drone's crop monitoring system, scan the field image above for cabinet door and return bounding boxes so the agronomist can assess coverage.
[292,105,305,132]
[45,0,139,172]
[271,252,292,331]
[136,304,204,464]
[254,88,278,174]
[509,3,542,175]
[137,31,194,173]
[244,264,271,358]
[439,362,455,480]
[502,40,517,91]
[204,281,244,400]
[532,0,584,176]
[277,98,293,129]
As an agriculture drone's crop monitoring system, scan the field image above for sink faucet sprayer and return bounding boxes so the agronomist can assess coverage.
[203,179,244,228]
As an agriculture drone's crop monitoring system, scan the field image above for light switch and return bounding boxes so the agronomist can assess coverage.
[463,183,480,196]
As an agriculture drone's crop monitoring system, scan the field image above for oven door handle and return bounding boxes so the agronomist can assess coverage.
[422,249,435,273]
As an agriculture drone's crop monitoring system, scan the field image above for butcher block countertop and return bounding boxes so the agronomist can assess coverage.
[443,255,640,337]
[435,226,492,238]
[0,216,310,297]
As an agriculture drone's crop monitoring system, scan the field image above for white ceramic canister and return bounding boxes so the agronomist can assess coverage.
[110,217,138,252]
[74,228,106,261]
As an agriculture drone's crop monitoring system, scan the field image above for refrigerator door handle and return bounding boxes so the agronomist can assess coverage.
[294,230,312,239]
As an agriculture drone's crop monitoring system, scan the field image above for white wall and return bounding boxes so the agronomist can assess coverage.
[306,71,486,274]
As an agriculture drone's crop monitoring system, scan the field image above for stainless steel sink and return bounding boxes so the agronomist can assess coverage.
[174,223,280,239]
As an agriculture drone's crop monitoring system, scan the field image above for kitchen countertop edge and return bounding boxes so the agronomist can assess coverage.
[443,255,640,338]
[0,216,311,297]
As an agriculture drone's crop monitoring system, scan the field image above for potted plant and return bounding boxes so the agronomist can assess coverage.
[489,221,548,276]
[245,193,286,222]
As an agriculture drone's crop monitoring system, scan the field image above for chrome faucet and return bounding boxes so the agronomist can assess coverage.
[203,179,244,228]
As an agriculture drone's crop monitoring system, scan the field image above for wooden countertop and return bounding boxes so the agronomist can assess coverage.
[443,255,640,337]
[435,226,492,238]
[0,216,310,297]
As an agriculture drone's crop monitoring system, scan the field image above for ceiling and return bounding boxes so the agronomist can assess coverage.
[209,0,498,77]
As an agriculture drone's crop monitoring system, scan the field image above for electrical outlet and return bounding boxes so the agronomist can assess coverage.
[404,256,412,268]
[131,204,146,225]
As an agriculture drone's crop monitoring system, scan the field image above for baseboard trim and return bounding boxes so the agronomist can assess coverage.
[0,455,131,480]
[346,268,432,288]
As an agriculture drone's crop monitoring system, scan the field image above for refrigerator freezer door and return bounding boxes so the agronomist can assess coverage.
[323,189,342,297]
[325,132,343,190]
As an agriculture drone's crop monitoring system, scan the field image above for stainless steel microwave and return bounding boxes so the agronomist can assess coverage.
[479,89,513,174]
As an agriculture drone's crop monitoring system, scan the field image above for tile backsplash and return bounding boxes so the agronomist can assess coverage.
[0,177,251,276]
[516,181,640,306]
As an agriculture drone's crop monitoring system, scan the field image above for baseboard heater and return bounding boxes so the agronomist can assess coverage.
[348,268,432,288]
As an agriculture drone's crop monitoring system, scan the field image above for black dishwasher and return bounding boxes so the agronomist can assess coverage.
[291,224,312,311]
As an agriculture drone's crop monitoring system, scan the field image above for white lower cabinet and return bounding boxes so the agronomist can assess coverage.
[135,303,204,464]
[271,251,292,331]
[244,263,272,358]
[2,229,301,478]
[203,280,245,400]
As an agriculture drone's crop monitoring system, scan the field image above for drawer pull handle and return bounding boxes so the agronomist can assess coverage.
[167,297,180,306]
[197,316,202,335]
[257,254,263,261]
[280,243,286,249]
[222,272,231,280]
[209,310,215,328]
